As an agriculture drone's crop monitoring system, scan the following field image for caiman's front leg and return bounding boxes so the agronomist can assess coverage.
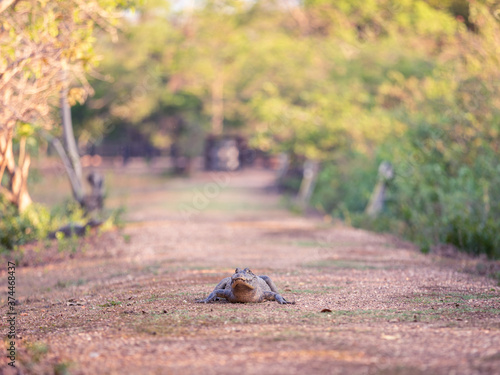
[196,289,232,303]
[259,275,280,293]
[196,277,230,303]
[261,291,295,304]
[213,277,230,291]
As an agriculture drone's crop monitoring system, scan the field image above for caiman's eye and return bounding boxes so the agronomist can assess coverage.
[235,268,242,273]
[245,268,253,274]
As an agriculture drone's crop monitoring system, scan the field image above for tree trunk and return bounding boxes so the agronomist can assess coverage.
[0,0,18,14]
[297,159,320,208]
[0,128,12,187]
[0,129,32,212]
[42,131,84,203]
[60,66,84,203]
[365,161,393,217]
[12,137,32,211]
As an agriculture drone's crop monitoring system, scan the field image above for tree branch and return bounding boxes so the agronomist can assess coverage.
[0,0,19,15]
[41,130,84,204]
[60,65,84,202]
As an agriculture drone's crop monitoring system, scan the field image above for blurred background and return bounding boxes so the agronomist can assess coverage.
[1,0,500,259]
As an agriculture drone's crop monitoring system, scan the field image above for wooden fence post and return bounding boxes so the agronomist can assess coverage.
[365,161,393,217]
[297,159,320,208]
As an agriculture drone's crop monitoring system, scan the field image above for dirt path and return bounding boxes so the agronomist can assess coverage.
[2,168,499,374]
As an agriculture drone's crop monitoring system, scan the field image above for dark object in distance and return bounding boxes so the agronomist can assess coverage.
[48,219,102,239]
[196,267,294,304]
[81,171,104,213]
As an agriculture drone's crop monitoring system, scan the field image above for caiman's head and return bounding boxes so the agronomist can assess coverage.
[231,268,258,290]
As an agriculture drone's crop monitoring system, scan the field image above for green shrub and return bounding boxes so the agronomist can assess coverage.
[0,197,116,253]
[48,199,88,231]
[311,155,378,217]
[0,197,51,251]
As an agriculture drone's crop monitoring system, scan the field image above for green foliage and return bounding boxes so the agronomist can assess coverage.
[74,0,500,258]
[48,200,88,230]
[72,2,208,154]
[374,3,500,258]
[301,1,500,258]
[1,0,141,211]
[0,196,50,251]
[311,156,378,216]
[388,100,500,257]
[103,205,126,230]
[25,341,49,363]
[0,197,123,253]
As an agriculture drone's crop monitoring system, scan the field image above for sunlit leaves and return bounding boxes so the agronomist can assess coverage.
[68,0,500,255]
[0,0,130,210]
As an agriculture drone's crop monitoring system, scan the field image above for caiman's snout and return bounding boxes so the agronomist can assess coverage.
[231,276,255,289]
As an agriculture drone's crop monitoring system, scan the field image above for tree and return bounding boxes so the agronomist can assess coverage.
[0,0,124,211]
[71,0,206,166]
[384,1,500,256]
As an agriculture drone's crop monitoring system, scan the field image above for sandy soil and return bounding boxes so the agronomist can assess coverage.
[1,168,499,375]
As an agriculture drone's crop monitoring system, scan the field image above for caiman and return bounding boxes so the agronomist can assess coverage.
[196,268,294,304]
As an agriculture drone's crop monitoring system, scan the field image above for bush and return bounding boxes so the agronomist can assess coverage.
[0,198,97,252]
[311,155,379,217]
[0,197,51,251]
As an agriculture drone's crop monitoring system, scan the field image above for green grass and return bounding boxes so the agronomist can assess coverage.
[25,341,49,363]
[54,361,72,375]
[99,299,122,307]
